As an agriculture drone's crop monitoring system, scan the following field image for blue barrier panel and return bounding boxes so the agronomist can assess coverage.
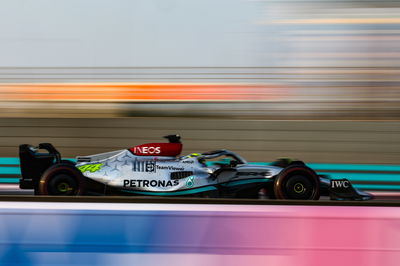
[0,202,399,266]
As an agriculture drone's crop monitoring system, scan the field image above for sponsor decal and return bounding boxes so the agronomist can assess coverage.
[123,179,179,188]
[132,160,156,172]
[186,176,195,188]
[182,160,195,164]
[157,165,184,171]
[133,146,161,155]
[331,180,350,188]
[78,163,103,173]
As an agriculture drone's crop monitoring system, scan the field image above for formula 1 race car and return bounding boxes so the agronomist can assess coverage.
[18,135,372,200]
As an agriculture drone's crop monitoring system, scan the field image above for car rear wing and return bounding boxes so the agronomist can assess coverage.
[19,143,61,190]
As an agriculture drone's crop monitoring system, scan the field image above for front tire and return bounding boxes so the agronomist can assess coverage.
[38,163,85,196]
[274,164,320,200]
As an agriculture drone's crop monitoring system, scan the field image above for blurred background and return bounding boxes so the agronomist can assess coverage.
[0,0,399,164]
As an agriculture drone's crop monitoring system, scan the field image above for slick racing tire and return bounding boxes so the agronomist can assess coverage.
[274,164,320,200]
[38,163,85,196]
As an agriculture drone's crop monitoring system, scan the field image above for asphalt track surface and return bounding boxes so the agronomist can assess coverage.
[1,184,400,206]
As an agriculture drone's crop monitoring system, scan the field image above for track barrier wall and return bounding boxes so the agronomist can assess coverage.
[2,158,400,191]
[0,202,399,266]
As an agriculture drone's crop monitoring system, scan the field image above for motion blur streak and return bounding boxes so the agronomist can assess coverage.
[0,83,287,101]
[274,18,400,25]
[0,66,400,119]
[0,1,399,118]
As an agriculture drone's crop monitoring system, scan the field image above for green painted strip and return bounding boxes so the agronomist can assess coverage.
[0,158,77,175]
[210,161,400,172]
[122,186,217,196]
[0,178,19,184]
[318,172,400,182]
[308,163,400,172]
[0,158,76,166]
[248,162,271,166]
[354,184,400,191]
[1,158,399,171]
[0,158,20,165]
[0,167,20,175]
[1,157,400,190]
[249,162,400,172]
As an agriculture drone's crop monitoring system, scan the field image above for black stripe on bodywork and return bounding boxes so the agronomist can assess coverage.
[170,171,194,180]
[0,174,20,178]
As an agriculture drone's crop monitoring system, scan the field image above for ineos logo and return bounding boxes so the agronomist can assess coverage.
[134,146,161,154]
[331,180,350,188]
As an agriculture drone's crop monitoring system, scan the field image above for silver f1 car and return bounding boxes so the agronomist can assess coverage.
[19,135,372,200]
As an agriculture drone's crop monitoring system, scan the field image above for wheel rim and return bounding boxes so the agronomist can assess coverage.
[57,182,71,193]
[284,175,315,199]
[48,174,78,195]
[294,182,305,193]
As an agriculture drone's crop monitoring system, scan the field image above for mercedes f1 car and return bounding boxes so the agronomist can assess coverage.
[19,135,372,200]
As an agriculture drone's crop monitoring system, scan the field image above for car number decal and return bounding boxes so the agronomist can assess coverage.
[78,163,103,173]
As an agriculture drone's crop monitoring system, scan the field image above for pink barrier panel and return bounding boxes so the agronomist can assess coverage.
[0,202,398,266]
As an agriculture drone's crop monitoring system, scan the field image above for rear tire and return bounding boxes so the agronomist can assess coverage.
[38,163,85,196]
[274,164,320,200]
